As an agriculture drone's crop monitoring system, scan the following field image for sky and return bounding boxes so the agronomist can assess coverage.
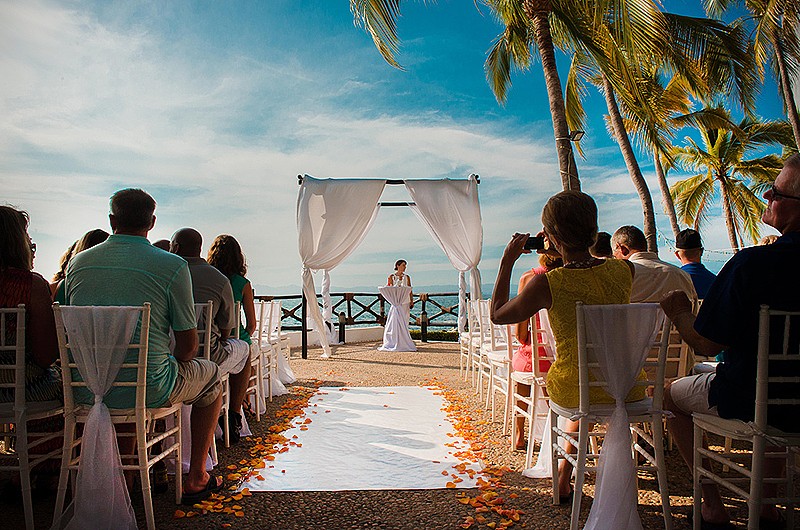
[1,0,796,295]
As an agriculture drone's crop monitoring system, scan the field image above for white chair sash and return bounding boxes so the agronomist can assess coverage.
[582,304,664,530]
[60,306,141,530]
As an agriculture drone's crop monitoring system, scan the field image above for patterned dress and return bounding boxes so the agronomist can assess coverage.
[544,259,645,408]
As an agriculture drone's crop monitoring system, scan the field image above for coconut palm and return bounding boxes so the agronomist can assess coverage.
[562,12,755,250]
[670,108,795,250]
[704,0,800,149]
[350,0,583,190]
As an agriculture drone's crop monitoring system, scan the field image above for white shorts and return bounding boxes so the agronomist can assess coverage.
[669,372,718,416]
[215,338,250,376]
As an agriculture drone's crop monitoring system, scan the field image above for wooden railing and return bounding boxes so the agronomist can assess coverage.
[255,292,465,356]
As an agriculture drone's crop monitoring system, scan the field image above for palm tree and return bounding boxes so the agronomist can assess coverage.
[561,12,755,250]
[350,0,582,190]
[704,0,800,149]
[670,108,794,250]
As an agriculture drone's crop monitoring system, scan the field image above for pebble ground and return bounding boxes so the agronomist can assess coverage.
[3,340,776,528]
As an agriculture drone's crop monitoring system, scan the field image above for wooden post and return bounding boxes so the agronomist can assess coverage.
[421,311,428,342]
[301,294,308,360]
[338,311,346,344]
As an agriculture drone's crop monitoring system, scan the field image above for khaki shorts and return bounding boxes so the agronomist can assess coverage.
[211,338,250,376]
[166,358,221,408]
[669,372,718,416]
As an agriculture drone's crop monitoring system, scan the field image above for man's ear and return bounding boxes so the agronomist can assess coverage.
[149,215,156,230]
[109,214,117,232]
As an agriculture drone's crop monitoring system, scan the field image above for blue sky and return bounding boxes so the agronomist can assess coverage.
[1,0,794,294]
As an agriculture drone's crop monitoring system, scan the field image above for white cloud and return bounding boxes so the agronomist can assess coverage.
[3,0,751,294]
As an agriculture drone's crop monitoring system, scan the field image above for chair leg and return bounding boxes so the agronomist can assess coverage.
[692,422,703,530]
[652,417,672,530]
[174,407,183,506]
[16,418,34,530]
[570,420,589,530]
[748,435,766,530]
[551,409,560,506]
[138,423,155,530]
[53,417,76,527]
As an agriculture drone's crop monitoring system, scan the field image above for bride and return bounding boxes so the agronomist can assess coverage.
[387,259,411,287]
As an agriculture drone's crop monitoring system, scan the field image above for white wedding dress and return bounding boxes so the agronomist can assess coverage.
[378,281,416,352]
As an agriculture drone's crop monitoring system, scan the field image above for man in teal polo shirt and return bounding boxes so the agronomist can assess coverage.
[66,188,224,503]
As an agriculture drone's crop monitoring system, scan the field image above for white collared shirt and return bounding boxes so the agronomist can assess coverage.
[628,251,698,303]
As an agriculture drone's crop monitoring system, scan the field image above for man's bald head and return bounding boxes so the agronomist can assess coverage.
[170,228,203,258]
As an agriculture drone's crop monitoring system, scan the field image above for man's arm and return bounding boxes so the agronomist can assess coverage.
[173,328,199,361]
[661,290,726,357]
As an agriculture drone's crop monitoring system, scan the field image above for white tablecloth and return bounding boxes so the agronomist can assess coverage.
[377,286,416,352]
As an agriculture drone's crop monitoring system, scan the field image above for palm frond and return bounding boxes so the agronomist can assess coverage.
[350,0,405,69]
[670,172,714,227]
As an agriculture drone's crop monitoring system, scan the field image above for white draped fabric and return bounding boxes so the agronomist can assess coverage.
[377,285,416,352]
[582,304,664,530]
[404,175,483,333]
[59,306,140,530]
[297,177,387,357]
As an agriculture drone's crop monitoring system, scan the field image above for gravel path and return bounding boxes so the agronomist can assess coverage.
[4,340,765,529]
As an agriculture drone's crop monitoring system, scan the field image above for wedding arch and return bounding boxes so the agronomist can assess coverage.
[296,174,484,358]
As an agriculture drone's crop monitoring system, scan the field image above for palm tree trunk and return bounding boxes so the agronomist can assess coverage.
[524,0,581,191]
[717,176,740,252]
[601,74,658,253]
[654,154,681,238]
[774,33,800,151]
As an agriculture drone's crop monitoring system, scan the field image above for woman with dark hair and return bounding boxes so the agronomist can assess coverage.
[491,190,639,500]
[0,205,62,404]
[208,235,292,397]
[51,229,110,303]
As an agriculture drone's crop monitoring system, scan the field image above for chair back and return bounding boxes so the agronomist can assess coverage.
[466,299,480,337]
[194,301,214,361]
[576,302,670,414]
[54,303,151,413]
[0,305,26,412]
[233,301,242,340]
[268,300,284,340]
[754,305,800,434]
[531,310,556,379]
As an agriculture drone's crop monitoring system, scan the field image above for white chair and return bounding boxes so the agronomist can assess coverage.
[485,324,514,431]
[267,300,291,361]
[459,300,481,380]
[472,300,496,401]
[0,305,63,530]
[52,303,182,530]
[692,306,800,530]
[254,300,275,403]
[237,301,262,423]
[195,302,231,448]
[550,302,672,530]
[510,311,556,468]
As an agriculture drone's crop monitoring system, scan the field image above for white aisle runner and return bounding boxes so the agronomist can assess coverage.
[242,386,482,491]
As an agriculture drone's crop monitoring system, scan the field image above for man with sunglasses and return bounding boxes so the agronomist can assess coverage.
[660,153,800,529]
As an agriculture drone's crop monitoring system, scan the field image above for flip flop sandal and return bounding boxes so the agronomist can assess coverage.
[181,474,223,505]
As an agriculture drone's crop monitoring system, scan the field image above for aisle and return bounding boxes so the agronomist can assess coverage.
[242,386,482,491]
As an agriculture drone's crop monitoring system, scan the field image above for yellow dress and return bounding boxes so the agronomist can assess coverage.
[545,259,646,408]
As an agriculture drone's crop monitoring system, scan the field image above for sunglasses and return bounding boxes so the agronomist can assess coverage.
[770,184,800,201]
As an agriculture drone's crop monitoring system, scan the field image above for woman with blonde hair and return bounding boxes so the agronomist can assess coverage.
[491,190,640,500]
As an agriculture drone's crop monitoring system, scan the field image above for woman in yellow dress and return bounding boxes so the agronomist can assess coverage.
[491,190,642,500]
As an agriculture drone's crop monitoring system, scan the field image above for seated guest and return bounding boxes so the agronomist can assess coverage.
[51,229,109,304]
[674,228,716,299]
[589,231,613,258]
[171,229,251,444]
[152,239,171,251]
[661,154,800,528]
[0,206,63,491]
[612,225,697,302]
[511,253,561,449]
[491,190,641,501]
[50,240,77,298]
[66,189,223,503]
[0,206,62,403]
